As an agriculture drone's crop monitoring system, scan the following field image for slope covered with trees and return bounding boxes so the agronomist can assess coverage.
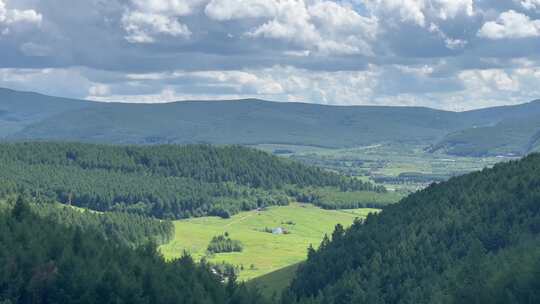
[431,113,540,156]
[29,200,174,248]
[285,153,540,303]
[0,197,269,304]
[0,142,382,219]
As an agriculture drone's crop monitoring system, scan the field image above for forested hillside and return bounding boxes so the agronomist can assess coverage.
[0,142,383,219]
[0,197,269,304]
[431,111,540,156]
[30,200,174,248]
[285,154,540,303]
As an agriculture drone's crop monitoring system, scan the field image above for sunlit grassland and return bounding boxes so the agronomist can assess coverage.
[160,203,377,280]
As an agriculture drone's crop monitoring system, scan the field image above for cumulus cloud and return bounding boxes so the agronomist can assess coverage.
[428,23,467,49]
[122,11,191,43]
[243,0,378,56]
[360,0,473,51]
[122,0,195,43]
[364,0,474,27]
[459,69,520,92]
[478,10,540,39]
[205,0,277,20]
[130,0,200,15]
[0,0,41,34]
[520,0,540,10]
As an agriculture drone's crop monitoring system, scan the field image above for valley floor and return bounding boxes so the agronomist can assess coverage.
[159,203,377,280]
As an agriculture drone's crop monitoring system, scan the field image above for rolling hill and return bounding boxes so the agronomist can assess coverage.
[430,109,540,156]
[0,88,89,137]
[1,87,540,156]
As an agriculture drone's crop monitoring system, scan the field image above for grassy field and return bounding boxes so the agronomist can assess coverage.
[159,203,377,281]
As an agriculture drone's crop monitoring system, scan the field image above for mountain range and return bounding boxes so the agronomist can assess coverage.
[1,87,539,156]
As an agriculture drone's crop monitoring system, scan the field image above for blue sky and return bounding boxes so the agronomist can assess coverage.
[0,0,539,110]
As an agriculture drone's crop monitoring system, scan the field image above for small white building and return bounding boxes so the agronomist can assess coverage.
[272,227,284,235]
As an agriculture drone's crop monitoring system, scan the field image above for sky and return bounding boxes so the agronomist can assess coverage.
[0,0,539,110]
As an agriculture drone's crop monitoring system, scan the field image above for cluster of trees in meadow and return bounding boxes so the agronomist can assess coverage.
[286,186,395,210]
[0,197,271,304]
[0,142,382,219]
[207,234,244,254]
[284,153,540,303]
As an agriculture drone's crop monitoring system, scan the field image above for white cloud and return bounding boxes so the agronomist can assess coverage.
[429,23,467,49]
[122,0,198,43]
[88,84,111,96]
[520,0,540,10]
[459,69,520,92]
[365,0,426,26]
[108,65,379,105]
[308,1,378,39]
[478,10,540,39]
[122,11,191,43]
[0,0,41,34]
[363,0,473,27]
[185,70,285,94]
[357,0,473,50]
[434,0,474,20]
[205,0,277,20]
[244,0,378,56]
[130,0,203,16]
[127,69,285,94]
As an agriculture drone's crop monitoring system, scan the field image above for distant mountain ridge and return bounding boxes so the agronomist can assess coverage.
[1,87,539,156]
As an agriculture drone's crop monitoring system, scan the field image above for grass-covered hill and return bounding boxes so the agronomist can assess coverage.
[284,153,540,303]
[0,142,384,219]
[0,197,270,304]
[2,87,540,154]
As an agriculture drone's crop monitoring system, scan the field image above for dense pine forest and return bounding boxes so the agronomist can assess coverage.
[0,197,270,304]
[0,142,384,219]
[284,153,540,303]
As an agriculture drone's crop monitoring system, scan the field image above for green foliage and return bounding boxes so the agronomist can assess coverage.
[207,234,244,254]
[0,197,270,304]
[286,153,540,304]
[2,196,173,248]
[289,187,400,209]
[34,202,174,247]
[432,113,540,156]
[0,142,377,219]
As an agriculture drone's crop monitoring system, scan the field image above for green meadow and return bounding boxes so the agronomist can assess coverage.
[160,203,377,280]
